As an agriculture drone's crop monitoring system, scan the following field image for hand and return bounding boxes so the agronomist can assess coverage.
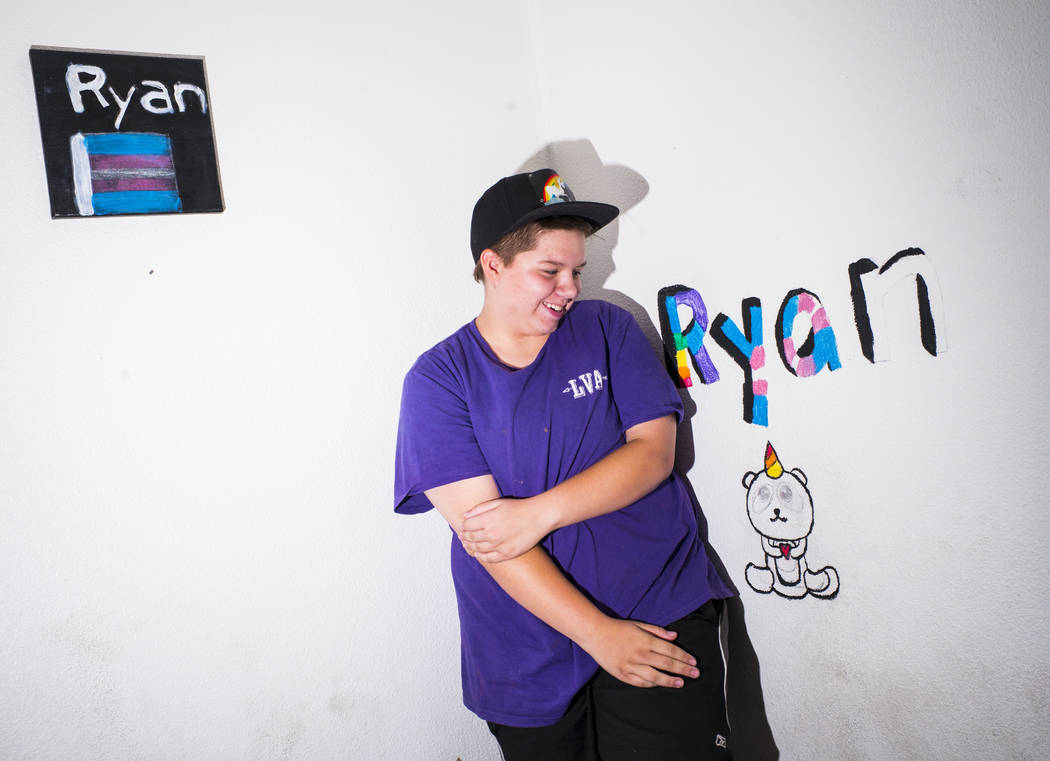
[581,618,700,688]
[460,497,552,563]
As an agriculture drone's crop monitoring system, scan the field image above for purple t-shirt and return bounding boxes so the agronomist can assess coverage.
[394,300,732,727]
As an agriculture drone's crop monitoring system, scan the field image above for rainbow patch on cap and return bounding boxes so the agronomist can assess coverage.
[542,174,570,204]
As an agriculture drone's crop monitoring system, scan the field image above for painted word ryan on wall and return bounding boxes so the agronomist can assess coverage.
[657,248,945,426]
[29,46,223,218]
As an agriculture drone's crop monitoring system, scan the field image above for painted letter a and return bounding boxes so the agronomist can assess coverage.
[775,288,843,377]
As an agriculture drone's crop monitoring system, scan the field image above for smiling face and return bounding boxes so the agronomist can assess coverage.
[483,227,587,339]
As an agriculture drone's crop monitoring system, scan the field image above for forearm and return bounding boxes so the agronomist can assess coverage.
[459,416,677,561]
[529,414,677,534]
[426,477,610,647]
[543,436,671,529]
[476,532,698,691]
[425,473,698,688]
[478,546,607,649]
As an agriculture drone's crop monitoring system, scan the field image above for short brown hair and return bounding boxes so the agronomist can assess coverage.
[473,216,595,283]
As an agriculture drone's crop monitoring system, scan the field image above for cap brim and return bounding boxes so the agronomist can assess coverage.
[510,200,620,236]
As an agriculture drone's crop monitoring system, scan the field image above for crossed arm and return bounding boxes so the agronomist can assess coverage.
[460,414,679,561]
[424,414,701,689]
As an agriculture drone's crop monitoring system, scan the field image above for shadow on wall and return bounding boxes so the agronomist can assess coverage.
[517,140,780,761]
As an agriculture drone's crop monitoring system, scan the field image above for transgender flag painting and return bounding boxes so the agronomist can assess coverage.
[70,132,182,216]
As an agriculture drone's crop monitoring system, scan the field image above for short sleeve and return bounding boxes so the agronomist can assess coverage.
[603,304,684,432]
[393,351,493,514]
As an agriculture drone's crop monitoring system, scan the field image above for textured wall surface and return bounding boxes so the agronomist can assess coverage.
[1,1,1047,759]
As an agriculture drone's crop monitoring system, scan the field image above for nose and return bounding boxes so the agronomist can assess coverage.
[556,271,579,301]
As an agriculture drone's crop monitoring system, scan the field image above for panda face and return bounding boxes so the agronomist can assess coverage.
[746,471,814,542]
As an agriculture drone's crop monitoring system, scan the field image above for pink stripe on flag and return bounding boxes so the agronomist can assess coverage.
[92,177,178,193]
[90,153,174,171]
[750,345,765,369]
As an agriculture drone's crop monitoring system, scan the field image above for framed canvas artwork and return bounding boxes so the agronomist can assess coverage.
[29,46,224,218]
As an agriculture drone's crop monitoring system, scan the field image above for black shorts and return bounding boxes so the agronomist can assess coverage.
[487,599,732,761]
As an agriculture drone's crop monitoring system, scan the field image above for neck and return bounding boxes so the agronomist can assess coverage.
[474,305,549,368]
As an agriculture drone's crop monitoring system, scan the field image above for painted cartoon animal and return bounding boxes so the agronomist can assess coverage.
[741,442,839,599]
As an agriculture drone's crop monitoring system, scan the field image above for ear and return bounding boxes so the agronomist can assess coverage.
[790,467,807,485]
[479,248,503,284]
[742,471,757,489]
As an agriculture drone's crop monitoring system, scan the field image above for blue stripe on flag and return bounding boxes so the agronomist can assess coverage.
[91,190,183,215]
[83,133,174,156]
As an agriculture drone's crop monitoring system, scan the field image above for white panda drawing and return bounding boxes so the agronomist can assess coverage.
[741,442,839,599]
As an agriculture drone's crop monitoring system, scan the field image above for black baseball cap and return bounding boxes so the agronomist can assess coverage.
[470,169,619,262]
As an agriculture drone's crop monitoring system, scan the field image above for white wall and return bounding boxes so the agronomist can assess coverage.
[2,2,1047,760]
[532,3,1050,759]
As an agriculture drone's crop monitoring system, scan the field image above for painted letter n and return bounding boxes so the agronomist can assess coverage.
[849,248,946,362]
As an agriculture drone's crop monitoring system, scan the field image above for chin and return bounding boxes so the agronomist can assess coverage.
[536,313,565,332]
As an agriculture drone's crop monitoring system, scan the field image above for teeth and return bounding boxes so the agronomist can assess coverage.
[544,302,565,312]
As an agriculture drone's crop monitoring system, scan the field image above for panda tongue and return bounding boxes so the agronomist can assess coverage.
[779,543,792,558]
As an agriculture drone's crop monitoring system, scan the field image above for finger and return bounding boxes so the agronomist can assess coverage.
[462,530,500,548]
[464,543,497,559]
[461,512,487,529]
[648,652,700,679]
[463,500,501,519]
[623,674,658,688]
[634,666,685,689]
[650,640,698,668]
[613,666,659,689]
[635,622,678,641]
[461,516,487,531]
